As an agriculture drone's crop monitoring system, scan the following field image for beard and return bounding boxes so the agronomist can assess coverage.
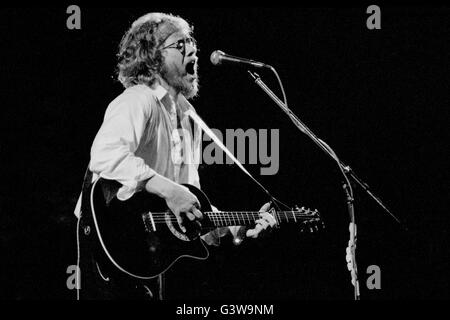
[160,61,200,99]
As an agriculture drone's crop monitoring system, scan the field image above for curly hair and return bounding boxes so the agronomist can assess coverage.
[116,13,193,88]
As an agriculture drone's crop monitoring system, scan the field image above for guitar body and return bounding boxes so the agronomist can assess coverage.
[85,178,213,280]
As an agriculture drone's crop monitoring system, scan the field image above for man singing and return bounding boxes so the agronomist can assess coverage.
[75,12,276,300]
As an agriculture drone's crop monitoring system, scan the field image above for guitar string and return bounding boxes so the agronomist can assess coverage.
[147,220,318,225]
[148,218,316,223]
[147,212,317,220]
[145,211,319,226]
[146,212,316,218]
[147,214,316,219]
[146,211,316,216]
[147,214,318,224]
[148,219,317,224]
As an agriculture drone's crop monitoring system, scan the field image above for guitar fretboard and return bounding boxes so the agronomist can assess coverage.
[205,210,318,228]
[141,209,320,232]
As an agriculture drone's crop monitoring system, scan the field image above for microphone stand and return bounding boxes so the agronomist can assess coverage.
[248,70,405,300]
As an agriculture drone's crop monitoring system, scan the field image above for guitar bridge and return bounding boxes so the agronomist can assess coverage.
[142,212,156,232]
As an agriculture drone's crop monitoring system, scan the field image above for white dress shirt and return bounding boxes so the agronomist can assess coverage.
[75,84,240,245]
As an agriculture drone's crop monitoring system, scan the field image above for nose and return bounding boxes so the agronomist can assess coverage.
[186,43,197,57]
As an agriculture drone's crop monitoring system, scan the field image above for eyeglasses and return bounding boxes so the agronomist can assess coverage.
[161,37,197,55]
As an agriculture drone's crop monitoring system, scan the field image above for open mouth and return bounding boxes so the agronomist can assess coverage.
[185,60,196,75]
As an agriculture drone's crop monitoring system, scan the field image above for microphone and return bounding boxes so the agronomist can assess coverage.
[210,50,270,68]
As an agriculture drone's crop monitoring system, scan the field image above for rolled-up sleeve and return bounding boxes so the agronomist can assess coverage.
[89,91,156,201]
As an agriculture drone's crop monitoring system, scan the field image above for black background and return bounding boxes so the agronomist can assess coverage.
[0,6,448,300]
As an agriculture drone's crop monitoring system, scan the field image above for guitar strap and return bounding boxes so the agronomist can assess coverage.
[80,166,93,210]
[185,109,275,200]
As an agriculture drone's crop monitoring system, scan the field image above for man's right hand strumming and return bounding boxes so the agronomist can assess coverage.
[145,174,203,233]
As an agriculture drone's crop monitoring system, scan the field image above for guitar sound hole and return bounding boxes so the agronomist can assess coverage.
[165,214,192,242]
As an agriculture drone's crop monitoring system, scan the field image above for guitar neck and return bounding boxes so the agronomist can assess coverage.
[206,210,317,228]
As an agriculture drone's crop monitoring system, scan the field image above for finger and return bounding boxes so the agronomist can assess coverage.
[246,224,263,238]
[195,220,202,235]
[254,223,264,236]
[186,211,196,221]
[256,219,269,230]
[192,195,201,210]
[192,207,203,220]
[175,213,186,233]
[246,229,255,238]
[259,202,271,213]
[246,224,261,238]
[268,216,276,227]
[260,212,277,227]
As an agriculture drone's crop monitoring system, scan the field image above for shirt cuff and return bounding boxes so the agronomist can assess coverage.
[115,170,156,201]
[201,228,229,246]
[229,226,247,245]
[201,206,247,246]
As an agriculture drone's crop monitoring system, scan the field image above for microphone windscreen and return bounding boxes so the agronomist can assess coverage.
[210,50,224,65]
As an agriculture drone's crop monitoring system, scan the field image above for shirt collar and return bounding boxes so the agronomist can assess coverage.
[151,84,192,116]
[152,84,169,102]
